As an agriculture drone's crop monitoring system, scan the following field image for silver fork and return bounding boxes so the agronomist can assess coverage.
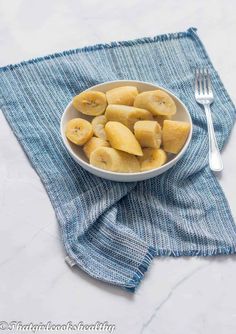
[195,68,223,172]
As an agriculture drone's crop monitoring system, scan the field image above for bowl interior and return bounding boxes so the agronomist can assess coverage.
[60,80,192,178]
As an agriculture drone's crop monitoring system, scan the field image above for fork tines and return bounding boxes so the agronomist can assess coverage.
[195,68,212,97]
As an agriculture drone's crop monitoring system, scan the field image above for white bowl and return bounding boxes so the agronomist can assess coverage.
[60,80,192,182]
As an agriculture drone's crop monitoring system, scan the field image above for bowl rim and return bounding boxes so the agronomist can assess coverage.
[60,80,193,177]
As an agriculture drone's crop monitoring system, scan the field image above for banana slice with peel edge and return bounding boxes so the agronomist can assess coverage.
[83,137,110,159]
[65,118,93,145]
[138,148,167,172]
[106,86,138,106]
[105,105,153,131]
[162,120,190,154]
[91,115,108,140]
[134,120,162,148]
[134,90,176,116]
[90,147,140,172]
[73,91,107,116]
[105,121,143,156]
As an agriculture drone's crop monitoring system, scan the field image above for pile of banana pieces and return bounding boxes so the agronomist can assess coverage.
[65,86,190,173]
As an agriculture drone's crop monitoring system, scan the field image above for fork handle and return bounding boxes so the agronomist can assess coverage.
[204,104,223,172]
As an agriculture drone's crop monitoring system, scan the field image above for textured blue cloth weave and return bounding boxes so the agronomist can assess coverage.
[0,27,235,292]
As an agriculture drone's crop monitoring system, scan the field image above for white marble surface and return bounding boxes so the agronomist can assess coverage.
[0,0,236,333]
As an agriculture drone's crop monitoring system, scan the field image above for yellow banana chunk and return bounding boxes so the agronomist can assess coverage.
[162,120,190,154]
[106,86,138,106]
[134,90,176,116]
[105,121,143,156]
[105,105,153,131]
[90,147,140,172]
[138,148,167,172]
[83,137,110,159]
[134,120,162,148]
[153,114,172,127]
[65,118,93,145]
[91,115,108,140]
[73,91,107,116]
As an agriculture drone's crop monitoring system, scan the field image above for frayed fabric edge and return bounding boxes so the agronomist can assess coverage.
[0,27,197,73]
[124,245,236,292]
[154,246,236,257]
[125,246,156,293]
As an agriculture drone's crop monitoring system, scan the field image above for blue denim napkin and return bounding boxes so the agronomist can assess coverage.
[0,27,235,292]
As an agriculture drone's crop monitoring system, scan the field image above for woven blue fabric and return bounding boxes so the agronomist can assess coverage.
[0,27,235,292]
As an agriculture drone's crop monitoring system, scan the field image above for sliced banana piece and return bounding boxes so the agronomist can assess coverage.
[138,148,167,172]
[105,105,153,131]
[162,120,190,154]
[134,120,162,148]
[83,137,110,159]
[106,86,138,106]
[105,121,143,156]
[134,90,176,116]
[73,91,107,116]
[65,118,93,145]
[91,115,108,140]
[90,147,140,173]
